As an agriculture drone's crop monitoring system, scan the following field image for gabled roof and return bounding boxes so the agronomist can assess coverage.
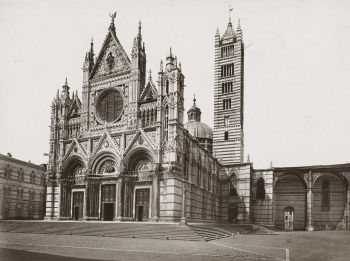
[140,77,158,102]
[89,22,131,80]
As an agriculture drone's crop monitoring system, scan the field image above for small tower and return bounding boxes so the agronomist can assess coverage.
[81,38,94,131]
[158,48,185,162]
[213,16,244,165]
[130,20,146,103]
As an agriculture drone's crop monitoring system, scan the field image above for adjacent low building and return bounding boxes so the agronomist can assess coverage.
[0,153,46,220]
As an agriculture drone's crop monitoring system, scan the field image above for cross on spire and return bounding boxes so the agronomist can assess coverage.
[229,5,233,22]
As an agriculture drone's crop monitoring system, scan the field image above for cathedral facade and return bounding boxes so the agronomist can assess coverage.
[45,14,350,230]
[45,15,224,223]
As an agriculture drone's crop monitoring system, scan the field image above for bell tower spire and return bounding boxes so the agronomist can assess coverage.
[213,13,244,165]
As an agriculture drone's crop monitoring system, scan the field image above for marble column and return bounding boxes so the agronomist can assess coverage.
[347,187,350,230]
[306,188,314,231]
[115,179,123,220]
[151,173,159,221]
[83,180,88,220]
[180,187,187,225]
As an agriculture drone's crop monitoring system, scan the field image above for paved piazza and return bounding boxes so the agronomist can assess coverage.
[0,231,349,261]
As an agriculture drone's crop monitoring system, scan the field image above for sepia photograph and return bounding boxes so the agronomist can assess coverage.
[0,0,350,260]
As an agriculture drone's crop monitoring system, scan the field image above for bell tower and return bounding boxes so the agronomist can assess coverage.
[213,17,244,165]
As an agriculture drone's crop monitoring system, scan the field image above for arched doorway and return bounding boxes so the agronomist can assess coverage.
[60,158,85,220]
[126,148,154,222]
[91,154,119,221]
[274,175,306,230]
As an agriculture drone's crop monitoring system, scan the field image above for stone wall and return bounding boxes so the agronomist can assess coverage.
[251,169,273,226]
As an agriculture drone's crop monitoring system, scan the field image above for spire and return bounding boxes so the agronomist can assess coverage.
[56,89,59,99]
[221,18,236,42]
[237,19,241,31]
[215,27,219,36]
[236,19,243,41]
[166,47,175,70]
[148,69,152,80]
[90,37,94,59]
[187,94,201,122]
[136,20,142,47]
[61,77,70,100]
[159,60,163,72]
[75,90,78,99]
[138,20,142,36]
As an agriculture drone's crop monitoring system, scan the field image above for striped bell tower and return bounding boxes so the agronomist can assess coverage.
[213,17,244,165]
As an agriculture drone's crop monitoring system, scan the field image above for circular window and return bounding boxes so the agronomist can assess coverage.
[96,89,124,123]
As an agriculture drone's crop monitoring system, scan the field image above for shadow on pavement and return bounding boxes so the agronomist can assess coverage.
[0,248,115,261]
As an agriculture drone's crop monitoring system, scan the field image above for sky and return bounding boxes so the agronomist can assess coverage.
[0,0,350,168]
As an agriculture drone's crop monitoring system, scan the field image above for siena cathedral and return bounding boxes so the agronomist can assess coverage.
[45,14,350,231]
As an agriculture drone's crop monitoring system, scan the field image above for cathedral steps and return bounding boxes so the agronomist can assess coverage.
[0,221,203,241]
[187,223,274,241]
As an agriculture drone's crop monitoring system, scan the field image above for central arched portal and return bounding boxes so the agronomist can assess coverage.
[91,154,119,221]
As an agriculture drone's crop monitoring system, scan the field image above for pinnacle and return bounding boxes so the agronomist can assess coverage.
[64,77,68,86]
[237,19,241,31]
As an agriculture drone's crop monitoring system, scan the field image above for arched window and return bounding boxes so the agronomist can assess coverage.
[166,80,169,95]
[321,178,330,211]
[164,106,169,140]
[256,178,265,200]
[224,131,229,141]
[197,157,202,187]
[229,182,238,196]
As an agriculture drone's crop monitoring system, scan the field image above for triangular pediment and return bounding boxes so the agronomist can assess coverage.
[140,79,158,102]
[63,139,88,162]
[124,129,156,156]
[91,130,122,158]
[90,29,131,79]
[67,98,82,119]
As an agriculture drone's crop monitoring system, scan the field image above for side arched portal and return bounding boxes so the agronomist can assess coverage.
[273,175,306,230]
[124,147,156,221]
[60,156,85,220]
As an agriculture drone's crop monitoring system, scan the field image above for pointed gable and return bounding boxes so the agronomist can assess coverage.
[124,129,157,156]
[90,26,131,80]
[63,139,88,163]
[91,130,122,158]
[140,78,158,102]
[67,95,82,119]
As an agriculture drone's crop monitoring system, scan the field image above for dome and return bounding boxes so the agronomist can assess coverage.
[184,95,213,140]
[184,120,213,139]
